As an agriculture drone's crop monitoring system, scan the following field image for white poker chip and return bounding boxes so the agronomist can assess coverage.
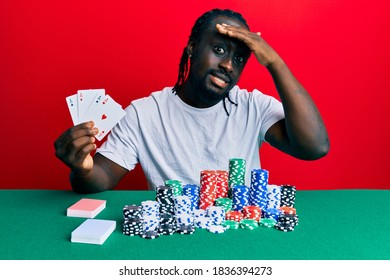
[193,209,207,218]
[208,225,226,234]
[195,217,212,229]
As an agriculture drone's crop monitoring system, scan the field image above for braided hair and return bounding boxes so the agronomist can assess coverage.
[172,9,250,115]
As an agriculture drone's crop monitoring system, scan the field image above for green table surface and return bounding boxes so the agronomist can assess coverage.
[0,189,389,260]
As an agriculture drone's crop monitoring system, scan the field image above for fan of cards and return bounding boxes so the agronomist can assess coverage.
[66,89,126,141]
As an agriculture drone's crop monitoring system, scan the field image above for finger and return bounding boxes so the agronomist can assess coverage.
[55,125,98,165]
[55,121,94,142]
[218,23,250,35]
[74,140,97,165]
[64,133,95,155]
[55,122,98,151]
[216,23,242,37]
[216,23,260,45]
[63,135,96,167]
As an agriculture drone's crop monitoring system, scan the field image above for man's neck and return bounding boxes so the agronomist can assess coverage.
[176,81,225,108]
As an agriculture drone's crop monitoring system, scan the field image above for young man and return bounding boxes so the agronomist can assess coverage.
[54,9,329,193]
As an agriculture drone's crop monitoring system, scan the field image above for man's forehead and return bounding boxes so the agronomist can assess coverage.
[201,16,249,44]
[211,16,248,29]
[197,17,251,55]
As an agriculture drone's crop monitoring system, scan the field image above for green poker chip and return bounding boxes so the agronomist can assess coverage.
[240,219,258,230]
[228,158,246,196]
[259,218,277,228]
[221,220,240,229]
[164,179,183,196]
[215,198,233,212]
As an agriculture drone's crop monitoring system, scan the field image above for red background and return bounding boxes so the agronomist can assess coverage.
[1,0,389,190]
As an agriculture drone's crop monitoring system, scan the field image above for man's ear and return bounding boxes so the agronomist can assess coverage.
[186,39,195,57]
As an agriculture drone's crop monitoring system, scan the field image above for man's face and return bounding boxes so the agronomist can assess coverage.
[187,16,251,103]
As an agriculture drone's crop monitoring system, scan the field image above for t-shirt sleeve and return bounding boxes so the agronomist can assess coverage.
[253,89,285,143]
[95,104,139,171]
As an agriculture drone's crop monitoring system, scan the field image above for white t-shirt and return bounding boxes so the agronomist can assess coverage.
[97,86,284,190]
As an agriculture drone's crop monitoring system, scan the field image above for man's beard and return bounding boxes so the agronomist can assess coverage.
[188,70,231,103]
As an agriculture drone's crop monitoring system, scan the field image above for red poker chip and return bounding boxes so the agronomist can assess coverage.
[279,206,296,215]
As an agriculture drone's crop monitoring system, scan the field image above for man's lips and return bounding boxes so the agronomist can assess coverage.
[210,72,231,88]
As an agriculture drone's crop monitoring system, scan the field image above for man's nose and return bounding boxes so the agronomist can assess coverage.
[219,56,234,73]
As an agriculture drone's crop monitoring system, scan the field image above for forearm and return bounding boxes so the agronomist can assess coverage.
[70,165,115,194]
[267,59,330,159]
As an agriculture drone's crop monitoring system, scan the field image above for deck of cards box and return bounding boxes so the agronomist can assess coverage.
[67,198,116,245]
[66,89,126,141]
[71,219,116,245]
[67,198,106,218]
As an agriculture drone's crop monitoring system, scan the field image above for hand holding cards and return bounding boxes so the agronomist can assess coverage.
[66,89,126,141]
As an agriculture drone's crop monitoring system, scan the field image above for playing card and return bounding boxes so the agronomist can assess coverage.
[78,91,105,123]
[77,89,105,123]
[81,94,126,141]
[66,93,79,125]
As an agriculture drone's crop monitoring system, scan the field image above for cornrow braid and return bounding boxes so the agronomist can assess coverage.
[172,9,249,94]
[174,47,190,94]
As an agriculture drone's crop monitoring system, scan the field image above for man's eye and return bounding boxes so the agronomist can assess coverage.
[214,46,225,54]
[235,56,244,63]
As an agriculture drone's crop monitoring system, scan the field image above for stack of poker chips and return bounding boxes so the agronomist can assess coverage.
[208,224,226,234]
[215,170,229,198]
[206,206,225,225]
[193,209,206,219]
[156,185,175,214]
[239,204,262,230]
[199,170,218,210]
[228,158,246,192]
[176,224,196,234]
[221,220,240,229]
[214,197,233,212]
[258,183,282,229]
[263,208,282,221]
[182,184,200,211]
[259,218,277,228]
[174,195,195,234]
[280,185,297,207]
[225,210,244,222]
[141,200,160,237]
[206,206,226,233]
[176,218,195,234]
[275,207,299,232]
[164,179,182,196]
[122,205,143,236]
[195,218,215,230]
[266,184,281,209]
[193,208,227,234]
[176,213,194,227]
[158,213,176,235]
[173,195,192,215]
[240,219,259,230]
[249,169,269,211]
[193,209,211,229]
[123,160,300,237]
[231,185,250,211]
[242,205,262,222]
